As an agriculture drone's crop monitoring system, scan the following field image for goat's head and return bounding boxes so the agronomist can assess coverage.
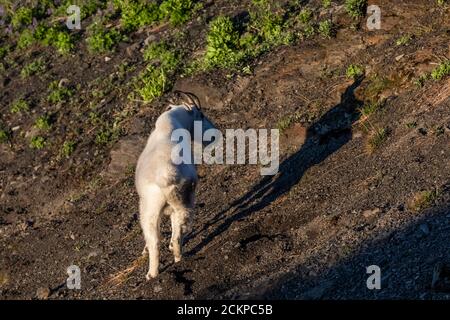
[170,91,217,146]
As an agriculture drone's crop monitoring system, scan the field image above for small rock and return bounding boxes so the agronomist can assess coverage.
[58,78,70,88]
[126,43,140,57]
[36,287,51,300]
[104,56,111,62]
[12,126,20,131]
[153,284,162,293]
[363,208,381,219]
[419,224,430,235]
[395,54,404,61]
[144,34,157,46]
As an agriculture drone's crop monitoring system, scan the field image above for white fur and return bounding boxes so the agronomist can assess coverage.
[135,104,215,279]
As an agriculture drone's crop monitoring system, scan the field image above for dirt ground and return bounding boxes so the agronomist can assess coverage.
[1,0,450,299]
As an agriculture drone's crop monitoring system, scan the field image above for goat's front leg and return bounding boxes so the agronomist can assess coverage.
[140,196,164,280]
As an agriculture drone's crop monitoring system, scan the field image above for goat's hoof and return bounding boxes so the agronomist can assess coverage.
[174,256,181,263]
[146,271,158,280]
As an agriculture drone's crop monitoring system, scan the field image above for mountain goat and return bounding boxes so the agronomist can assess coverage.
[135,91,217,279]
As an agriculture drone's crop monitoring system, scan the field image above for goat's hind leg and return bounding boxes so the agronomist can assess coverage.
[140,186,166,280]
[166,182,195,263]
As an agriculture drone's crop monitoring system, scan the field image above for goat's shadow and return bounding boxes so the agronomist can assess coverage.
[187,76,365,255]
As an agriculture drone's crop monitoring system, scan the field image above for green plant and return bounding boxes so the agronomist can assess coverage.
[0,46,9,59]
[204,16,242,69]
[359,101,382,117]
[30,136,46,149]
[143,42,180,72]
[35,115,51,131]
[135,41,181,102]
[249,4,292,48]
[11,7,33,29]
[414,74,429,87]
[318,19,334,38]
[346,64,364,79]
[34,25,74,53]
[408,189,439,211]
[323,0,332,8]
[95,126,120,145]
[302,24,315,38]
[86,22,122,52]
[366,127,387,153]
[17,29,35,49]
[20,58,46,78]
[10,99,30,113]
[345,0,367,19]
[160,0,193,26]
[0,129,9,143]
[298,8,313,24]
[437,0,447,6]
[430,60,450,80]
[396,34,412,46]
[61,141,76,157]
[136,66,168,102]
[47,81,73,104]
[115,0,161,32]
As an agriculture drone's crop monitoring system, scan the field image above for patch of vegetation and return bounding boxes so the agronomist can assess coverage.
[11,7,33,29]
[0,46,10,59]
[114,0,196,32]
[34,25,74,54]
[414,73,429,87]
[276,112,302,132]
[159,0,195,26]
[437,0,447,6]
[86,21,123,53]
[203,3,292,70]
[95,125,120,145]
[430,60,450,80]
[143,41,180,70]
[318,19,334,38]
[10,99,30,114]
[359,101,383,117]
[346,64,364,79]
[365,75,392,99]
[396,34,412,46]
[345,0,367,19]
[203,16,243,69]
[47,81,73,104]
[114,0,162,32]
[0,129,9,143]
[366,127,388,153]
[30,136,46,149]
[408,189,439,212]
[298,8,313,24]
[20,58,46,78]
[35,115,51,131]
[405,121,417,129]
[322,0,332,8]
[61,141,76,157]
[134,41,181,102]
[17,29,35,49]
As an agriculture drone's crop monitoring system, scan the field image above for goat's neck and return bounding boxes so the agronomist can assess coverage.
[156,107,195,136]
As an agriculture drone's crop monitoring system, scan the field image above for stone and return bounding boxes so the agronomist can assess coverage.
[419,224,430,235]
[36,287,51,299]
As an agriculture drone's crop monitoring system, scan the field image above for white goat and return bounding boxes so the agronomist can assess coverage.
[135,91,216,279]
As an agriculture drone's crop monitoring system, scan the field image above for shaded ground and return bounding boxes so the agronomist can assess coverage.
[1,0,450,299]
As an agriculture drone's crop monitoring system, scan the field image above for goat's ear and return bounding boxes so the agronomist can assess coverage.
[174,90,201,110]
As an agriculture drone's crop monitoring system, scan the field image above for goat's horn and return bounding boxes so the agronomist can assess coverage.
[174,90,201,109]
